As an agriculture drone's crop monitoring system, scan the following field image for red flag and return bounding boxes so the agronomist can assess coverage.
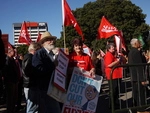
[62,0,84,40]
[18,21,32,45]
[97,16,121,39]
[36,32,41,42]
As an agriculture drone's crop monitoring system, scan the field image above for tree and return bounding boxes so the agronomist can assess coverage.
[17,45,28,56]
[56,0,150,51]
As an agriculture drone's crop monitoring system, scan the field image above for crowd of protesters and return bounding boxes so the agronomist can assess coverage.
[1,29,150,113]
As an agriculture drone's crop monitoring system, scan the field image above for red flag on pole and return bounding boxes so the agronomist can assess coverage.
[97,16,121,39]
[18,21,32,45]
[36,32,41,42]
[97,16,126,51]
[62,0,84,40]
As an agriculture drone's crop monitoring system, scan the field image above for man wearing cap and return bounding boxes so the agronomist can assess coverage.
[32,31,61,113]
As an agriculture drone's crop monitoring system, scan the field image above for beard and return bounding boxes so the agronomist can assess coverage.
[46,44,55,51]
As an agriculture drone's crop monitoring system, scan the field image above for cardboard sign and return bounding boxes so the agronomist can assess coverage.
[62,67,103,113]
[53,49,69,91]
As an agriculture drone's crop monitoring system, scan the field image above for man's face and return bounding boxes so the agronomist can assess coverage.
[135,40,141,48]
[44,39,56,51]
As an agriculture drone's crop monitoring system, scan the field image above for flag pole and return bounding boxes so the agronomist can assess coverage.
[62,26,66,49]
[61,0,66,50]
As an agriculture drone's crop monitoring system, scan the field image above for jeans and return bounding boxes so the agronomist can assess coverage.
[26,87,39,113]
[24,87,29,100]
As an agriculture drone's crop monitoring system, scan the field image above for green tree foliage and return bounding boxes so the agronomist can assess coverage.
[56,0,150,51]
[16,45,28,56]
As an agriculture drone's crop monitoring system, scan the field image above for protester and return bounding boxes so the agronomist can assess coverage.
[91,51,104,76]
[22,42,41,113]
[2,47,19,113]
[68,38,95,79]
[12,46,25,112]
[104,43,125,109]
[0,29,6,70]
[0,29,6,103]
[128,38,147,106]
[32,31,61,113]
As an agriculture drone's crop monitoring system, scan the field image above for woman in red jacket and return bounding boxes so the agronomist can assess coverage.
[68,38,95,78]
[104,43,123,109]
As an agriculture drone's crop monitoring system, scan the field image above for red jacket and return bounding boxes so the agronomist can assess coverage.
[104,51,122,80]
[69,52,94,71]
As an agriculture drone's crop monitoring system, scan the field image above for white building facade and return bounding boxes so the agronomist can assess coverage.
[13,22,48,46]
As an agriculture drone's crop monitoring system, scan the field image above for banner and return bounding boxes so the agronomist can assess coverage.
[114,35,121,53]
[138,35,145,47]
[62,67,103,113]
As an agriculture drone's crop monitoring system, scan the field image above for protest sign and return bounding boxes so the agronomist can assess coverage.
[47,49,69,103]
[54,49,69,91]
[61,67,103,113]
[47,72,67,103]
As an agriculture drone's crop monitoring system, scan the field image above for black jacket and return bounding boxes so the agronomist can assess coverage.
[22,53,35,88]
[128,47,145,82]
[32,48,55,91]
[2,56,19,83]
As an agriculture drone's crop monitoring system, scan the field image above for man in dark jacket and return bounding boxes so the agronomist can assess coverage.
[32,31,60,113]
[0,29,6,103]
[128,38,147,106]
[22,42,41,113]
[0,29,6,70]
[3,47,19,113]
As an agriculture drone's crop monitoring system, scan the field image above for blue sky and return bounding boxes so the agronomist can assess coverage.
[0,0,150,44]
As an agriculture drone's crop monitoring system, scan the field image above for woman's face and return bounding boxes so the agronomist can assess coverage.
[74,44,83,54]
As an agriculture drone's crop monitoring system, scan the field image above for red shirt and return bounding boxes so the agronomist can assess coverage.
[69,52,94,71]
[104,51,122,80]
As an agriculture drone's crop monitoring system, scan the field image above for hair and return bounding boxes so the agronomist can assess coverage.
[28,42,41,52]
[130,38,138,47]
[91,51,99,60]
[72,38,83,46]
[106,43,115,51]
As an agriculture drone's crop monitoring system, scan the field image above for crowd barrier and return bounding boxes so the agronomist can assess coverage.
[109,63,150,113]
